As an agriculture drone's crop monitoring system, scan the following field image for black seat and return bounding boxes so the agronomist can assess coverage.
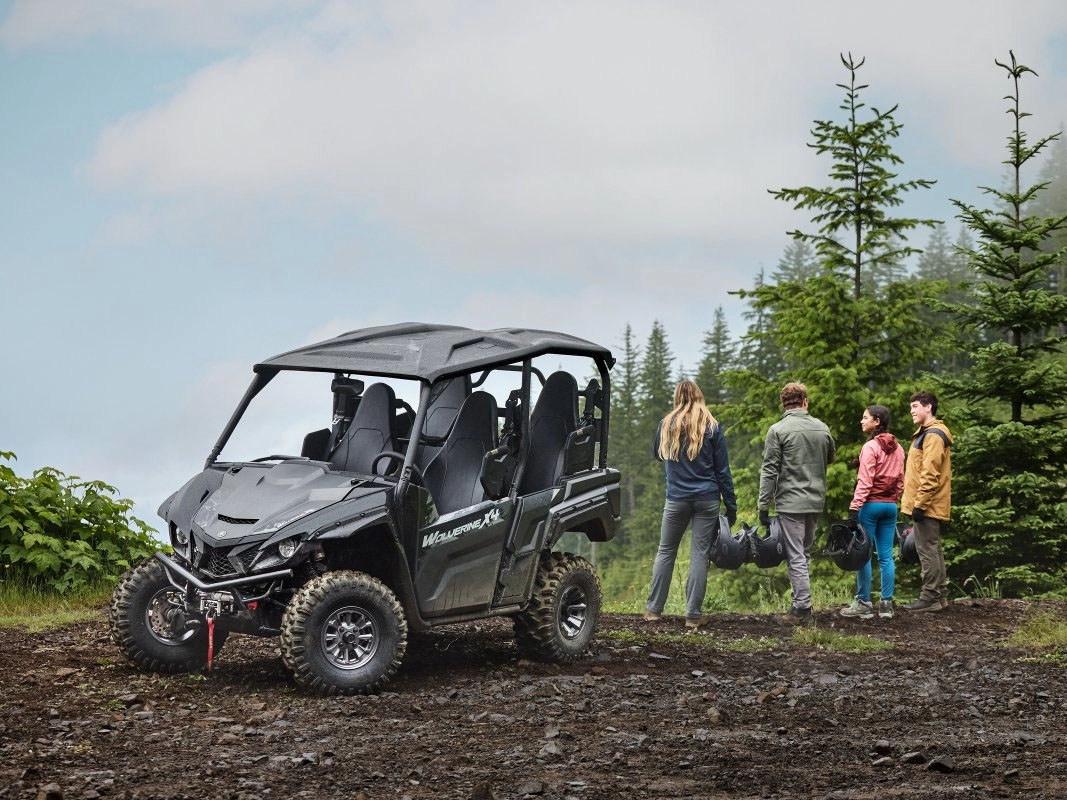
[424,391,498,515]
[519,371,578,494]
[329,382,396,474]
[415,376,472,472]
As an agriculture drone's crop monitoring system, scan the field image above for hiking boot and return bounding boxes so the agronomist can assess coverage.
[940,596,951,610]
[902,597,943,613]
[684,615,711,630]
[839,599,874,619]
[779,605,813,625]
[642,611,662,622]
[878,600,894,619]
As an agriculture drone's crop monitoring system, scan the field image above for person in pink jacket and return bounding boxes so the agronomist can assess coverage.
[839,405,905,620]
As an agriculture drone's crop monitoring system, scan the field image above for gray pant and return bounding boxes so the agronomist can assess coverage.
[646,499,720,619]
[779,511,819,610]
[914,517,948,601]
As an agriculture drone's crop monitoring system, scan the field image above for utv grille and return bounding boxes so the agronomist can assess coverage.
[201,545,238,578]
[218,514,258,525]
[238,549,259,571]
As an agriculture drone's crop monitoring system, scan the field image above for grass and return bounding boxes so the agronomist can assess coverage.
[790,626,894,653]
[0,580,111,632]
[601,627,779,653]
[1005,611,1067,650]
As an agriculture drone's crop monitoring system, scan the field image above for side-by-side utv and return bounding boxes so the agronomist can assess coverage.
[110,323,620,694]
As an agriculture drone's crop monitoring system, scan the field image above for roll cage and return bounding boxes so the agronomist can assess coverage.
[203,324,614,512]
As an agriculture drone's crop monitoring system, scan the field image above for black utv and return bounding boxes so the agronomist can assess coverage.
[110,324,621,694]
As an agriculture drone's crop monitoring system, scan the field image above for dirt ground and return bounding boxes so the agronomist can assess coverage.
[1,600,1065,800]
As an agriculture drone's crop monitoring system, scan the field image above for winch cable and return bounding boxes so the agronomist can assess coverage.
[206,611,216,672]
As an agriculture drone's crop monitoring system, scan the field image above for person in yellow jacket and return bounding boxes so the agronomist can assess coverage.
[900,391,953,612]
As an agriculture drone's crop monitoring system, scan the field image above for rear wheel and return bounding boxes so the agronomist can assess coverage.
[513,552,601,663]
[110,560,226,672]
[280,571,407,695]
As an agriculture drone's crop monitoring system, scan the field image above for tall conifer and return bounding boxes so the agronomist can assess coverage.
[696,307,736,406]
[939,52,1067,592]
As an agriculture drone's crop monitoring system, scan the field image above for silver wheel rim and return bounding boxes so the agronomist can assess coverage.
[321,605,378,670]
[145,587,195,645]
[559,585,588,640]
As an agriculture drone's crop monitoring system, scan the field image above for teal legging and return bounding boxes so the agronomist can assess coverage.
[856,501,897,602]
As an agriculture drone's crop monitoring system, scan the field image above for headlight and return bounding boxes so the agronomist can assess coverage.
[172,524,189,546]
[277,539,298,559]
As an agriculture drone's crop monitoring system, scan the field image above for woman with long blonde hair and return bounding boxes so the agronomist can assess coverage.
[644,379,736,628]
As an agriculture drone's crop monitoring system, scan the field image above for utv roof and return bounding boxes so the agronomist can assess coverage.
[256,323,615,383]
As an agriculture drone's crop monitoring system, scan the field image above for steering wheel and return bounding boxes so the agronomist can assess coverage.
[370,451,426,484]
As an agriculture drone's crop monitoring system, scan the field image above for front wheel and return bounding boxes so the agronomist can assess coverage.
[513,552,601,663]
[110,559,226,673]
[280,571,407,695]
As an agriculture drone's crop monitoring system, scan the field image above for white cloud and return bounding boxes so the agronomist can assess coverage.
[76,1,1067,275]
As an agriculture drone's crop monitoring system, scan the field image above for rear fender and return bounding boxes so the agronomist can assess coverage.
[543,473,621,548]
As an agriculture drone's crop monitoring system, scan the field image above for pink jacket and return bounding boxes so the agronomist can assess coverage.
[850,433,904,510]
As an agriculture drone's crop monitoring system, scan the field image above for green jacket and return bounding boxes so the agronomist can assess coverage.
[758,409,836,514]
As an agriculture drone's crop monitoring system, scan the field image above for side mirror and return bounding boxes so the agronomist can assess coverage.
[301,428,331,459]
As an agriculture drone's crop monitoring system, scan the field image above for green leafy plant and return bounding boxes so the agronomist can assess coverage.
[0,451,158,591]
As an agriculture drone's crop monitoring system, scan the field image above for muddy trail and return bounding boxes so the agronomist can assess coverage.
[2,600,1065,799]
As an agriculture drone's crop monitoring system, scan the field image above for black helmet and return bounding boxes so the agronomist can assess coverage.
[825,522,871,571]
[709,516,752,570]
[896,523,920,566]
[750,516,786,568]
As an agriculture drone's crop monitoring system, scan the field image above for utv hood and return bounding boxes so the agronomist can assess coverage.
[164,461,386,546]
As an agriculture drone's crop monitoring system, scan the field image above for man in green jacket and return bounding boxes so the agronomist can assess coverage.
[758,382,836,623]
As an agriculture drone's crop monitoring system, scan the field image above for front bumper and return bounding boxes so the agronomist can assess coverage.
[155,551,293,591]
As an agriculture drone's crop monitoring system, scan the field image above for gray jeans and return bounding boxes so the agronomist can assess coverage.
[646,498,720,619]
[778,511,819,610]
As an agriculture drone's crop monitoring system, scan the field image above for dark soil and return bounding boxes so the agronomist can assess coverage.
[2,600,1065,799]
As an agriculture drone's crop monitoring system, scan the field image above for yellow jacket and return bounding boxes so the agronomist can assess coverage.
[900,420,953,521]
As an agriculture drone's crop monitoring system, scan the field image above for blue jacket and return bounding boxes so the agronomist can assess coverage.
[654,420,736,511]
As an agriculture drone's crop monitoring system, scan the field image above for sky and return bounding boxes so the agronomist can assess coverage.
[2,0,1067,529]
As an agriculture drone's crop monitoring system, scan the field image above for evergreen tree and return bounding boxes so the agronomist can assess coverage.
[916,224,954,281]
[769,53,939,367]
[610,325,642,516]
[695,307,736,406]
[736,268,785,376]
[1029,131,1067,302]
[771,240,818,284]
[938,52,1067,593]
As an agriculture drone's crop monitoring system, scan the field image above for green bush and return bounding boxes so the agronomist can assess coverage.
[0,451,158,590]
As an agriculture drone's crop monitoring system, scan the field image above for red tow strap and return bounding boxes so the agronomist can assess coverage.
[206,613,215,672]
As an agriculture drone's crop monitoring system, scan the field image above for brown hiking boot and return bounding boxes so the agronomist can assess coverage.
[642,611,662,622]
[902,598,943,613]
[684,615,711,630]
[779,605,813,625]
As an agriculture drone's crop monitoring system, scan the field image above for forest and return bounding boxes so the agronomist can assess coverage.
[583,53,1067,613]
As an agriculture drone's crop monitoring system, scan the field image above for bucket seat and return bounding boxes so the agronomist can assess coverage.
[424,391,498,515]
[329,382,396,475]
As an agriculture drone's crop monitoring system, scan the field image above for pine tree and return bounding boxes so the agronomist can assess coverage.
[695,307,736,406]
[771,240,818,284]
[769,53,939,367]
[736,268,785,376]
[610,325,642,516]
[939,52,1067,593]
[1029,131,1067,302]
